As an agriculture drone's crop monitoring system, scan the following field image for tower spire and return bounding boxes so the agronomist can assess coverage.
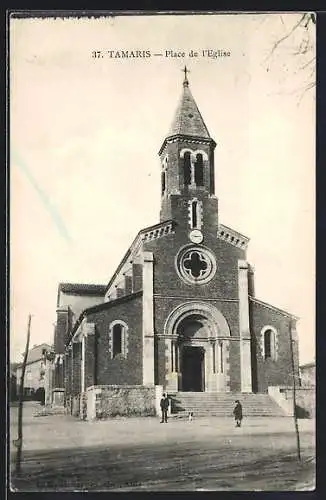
[166,68,212,139]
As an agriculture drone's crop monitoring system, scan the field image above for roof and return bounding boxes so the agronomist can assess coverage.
[57,283,107,306]
[249,297,298,320]
[59,283,107,295]
[67,290,143,345]
[105,219,174,294]
[168,78,211,139]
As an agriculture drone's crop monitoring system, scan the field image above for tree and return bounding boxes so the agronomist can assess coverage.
[263,13,316,104]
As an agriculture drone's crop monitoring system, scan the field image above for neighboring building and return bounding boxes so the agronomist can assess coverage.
[51,73,300,417]
[300,361,315,387]
[16,343,52,399]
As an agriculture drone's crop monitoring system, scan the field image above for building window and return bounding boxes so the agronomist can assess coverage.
[109,321,129,359]
[176,245,217,285]
[264,330,272,358]
[183,152,191,185]
[194,153,204,186]
[161,171,166,195]
[188,198,203,230]
[192,200,198,227]
[261,326,278,361]
[113,324,122,357]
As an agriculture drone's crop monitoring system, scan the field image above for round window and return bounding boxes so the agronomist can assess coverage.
[176,245,217,284]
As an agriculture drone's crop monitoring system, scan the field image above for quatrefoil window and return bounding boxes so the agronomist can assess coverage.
[176,245,217,284]
[183,251,208,279]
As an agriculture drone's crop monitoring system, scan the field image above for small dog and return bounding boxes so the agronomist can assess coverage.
[188,411,194,422]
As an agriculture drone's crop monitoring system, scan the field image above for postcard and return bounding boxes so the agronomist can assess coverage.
[9,11,315,492]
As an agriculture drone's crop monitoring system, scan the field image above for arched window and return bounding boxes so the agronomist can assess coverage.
[194,153,204,186]
[109,321,129,359]
[261,326,278,361]
[264,330,272,359]
[161,171,166,195]
[184,152,191,185]
[113,324,122,357]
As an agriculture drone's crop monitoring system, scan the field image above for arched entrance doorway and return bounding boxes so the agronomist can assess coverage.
[177,314,208,392]
[164,302,231,393]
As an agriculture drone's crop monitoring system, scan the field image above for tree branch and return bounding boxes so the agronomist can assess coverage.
[264,14,307,62]
[297,81,316,106]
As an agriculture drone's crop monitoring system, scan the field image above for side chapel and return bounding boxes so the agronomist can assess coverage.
[50,71,299,416]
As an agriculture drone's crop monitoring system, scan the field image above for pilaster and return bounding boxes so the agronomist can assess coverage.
[238,260,252,393]
[165,337,178,391]
[142,251,155,385]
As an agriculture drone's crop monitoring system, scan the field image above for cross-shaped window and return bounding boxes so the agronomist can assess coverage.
[177,245,216,285]
[183,251,208,279]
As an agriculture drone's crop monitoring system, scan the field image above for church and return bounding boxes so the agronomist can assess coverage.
[49,70,300,419]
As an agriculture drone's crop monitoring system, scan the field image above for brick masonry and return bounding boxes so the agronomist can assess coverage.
[84,294,143,388]
[249,299,299,393]
[142,228,245,389]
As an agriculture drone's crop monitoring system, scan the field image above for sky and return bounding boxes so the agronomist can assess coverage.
[10,13,315,364]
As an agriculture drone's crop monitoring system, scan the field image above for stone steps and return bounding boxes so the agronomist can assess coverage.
[168,392,286,417]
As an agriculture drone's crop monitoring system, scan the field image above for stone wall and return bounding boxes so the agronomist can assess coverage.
[86,385,156,420]
[269,386,315,418]
[295,388,315,418]
[300,363,315,387]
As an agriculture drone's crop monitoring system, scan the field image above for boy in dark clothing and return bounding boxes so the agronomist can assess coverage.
[160,393,169,423]
[233,400,243,427]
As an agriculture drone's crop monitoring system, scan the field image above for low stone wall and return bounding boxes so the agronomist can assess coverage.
[86,385,157,420]
[268,386,315,418]
[287,387,315,418]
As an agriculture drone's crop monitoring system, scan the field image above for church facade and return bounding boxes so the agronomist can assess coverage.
[51,73,299,417]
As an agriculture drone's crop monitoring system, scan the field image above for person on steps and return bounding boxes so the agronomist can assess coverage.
[160,393,169,423]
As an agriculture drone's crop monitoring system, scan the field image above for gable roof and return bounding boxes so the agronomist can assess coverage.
[249,296,298,320]
[105,219,174,294]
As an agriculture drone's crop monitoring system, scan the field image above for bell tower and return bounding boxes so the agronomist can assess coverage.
[159,68,219,237]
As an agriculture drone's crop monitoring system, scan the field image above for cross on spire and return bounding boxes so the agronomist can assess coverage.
[182,65,190,87]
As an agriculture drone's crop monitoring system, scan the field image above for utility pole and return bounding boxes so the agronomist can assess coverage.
[15,314,32,474]
[289,319,301,461]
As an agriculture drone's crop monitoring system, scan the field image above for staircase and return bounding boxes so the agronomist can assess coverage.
[168,392,286,417]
